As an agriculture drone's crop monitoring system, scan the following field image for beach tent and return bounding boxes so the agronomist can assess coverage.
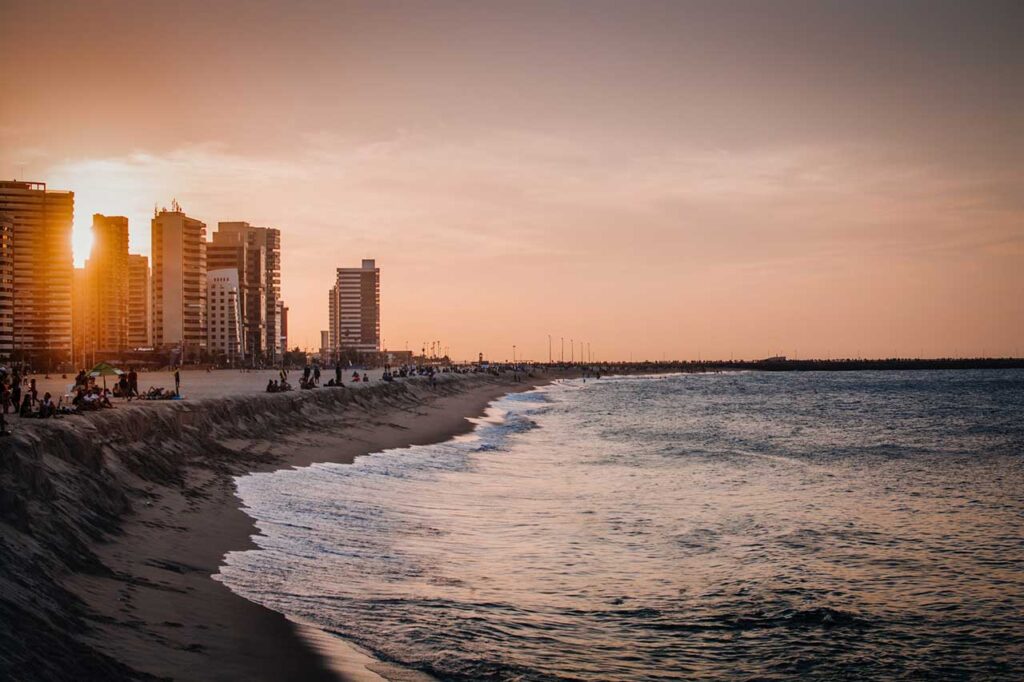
[88,362,124,390]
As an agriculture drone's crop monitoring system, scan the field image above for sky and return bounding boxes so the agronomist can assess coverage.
[1,0,1021,360]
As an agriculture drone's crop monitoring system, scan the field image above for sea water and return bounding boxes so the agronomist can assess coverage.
[217,370,1024,680]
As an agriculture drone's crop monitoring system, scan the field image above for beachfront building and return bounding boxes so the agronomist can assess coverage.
[319,329,330,364]
[208,225,266,364]
[83,214,130,356]
[279,302,289,353]
[213,222,281,362]
[127,254,151,348]
[0,213,13,360]
[277,300,288,355]
[206,268,243,364]
[71,268,90,368]
[151,205,207,362]
[0,180,74,368]
[328,259,381,358]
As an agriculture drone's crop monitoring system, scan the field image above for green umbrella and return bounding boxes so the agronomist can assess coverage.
[88,362,124,390]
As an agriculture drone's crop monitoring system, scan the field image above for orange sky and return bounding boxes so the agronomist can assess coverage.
[1,0,1021,360]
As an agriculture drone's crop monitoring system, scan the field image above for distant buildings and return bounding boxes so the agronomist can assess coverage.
[127,254,151,348]
[328,259,381,358]
[0,179,304,369]
[0,180,74,366]
[151,207,207,362]
[278,302,288,353]
[207,268,243,364]
[0,213,12,360]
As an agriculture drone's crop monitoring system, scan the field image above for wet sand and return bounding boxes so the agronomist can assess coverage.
[52,373,546,681]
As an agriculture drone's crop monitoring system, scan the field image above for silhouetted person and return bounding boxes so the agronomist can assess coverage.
[174,370,181,396]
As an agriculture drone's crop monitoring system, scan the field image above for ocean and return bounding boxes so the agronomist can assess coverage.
[216,370,1024,680]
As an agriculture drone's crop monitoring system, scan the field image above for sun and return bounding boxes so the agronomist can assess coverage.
[71,219,94,267]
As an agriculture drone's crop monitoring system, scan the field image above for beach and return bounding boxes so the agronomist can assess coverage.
[0,369,547,681]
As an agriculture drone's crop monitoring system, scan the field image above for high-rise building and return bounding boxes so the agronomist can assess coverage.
[151,206,207,361]
[127,254,151,348]
[328,259,381,356]
[0,213,13,361]
[277,300,287,355]
[0,181,74,367]
[71,268,90,367]
[214,222,281,361]
[280,303,289,353]
[208,225,266,363]
[206,268,243,364]
[84,214,129,355]
[319,329,330,364]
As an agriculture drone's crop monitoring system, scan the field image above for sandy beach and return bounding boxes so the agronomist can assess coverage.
[0,369,549,681]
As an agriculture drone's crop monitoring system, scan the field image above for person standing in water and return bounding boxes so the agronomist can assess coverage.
[174,369,181,396]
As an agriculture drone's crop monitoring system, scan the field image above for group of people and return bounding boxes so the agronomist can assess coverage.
[1,370,35,417]
[0,370,67,423]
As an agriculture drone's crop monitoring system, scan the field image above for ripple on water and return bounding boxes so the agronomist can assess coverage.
[218,370,1024,680]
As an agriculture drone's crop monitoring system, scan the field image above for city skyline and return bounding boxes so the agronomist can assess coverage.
[2,0,1021,360]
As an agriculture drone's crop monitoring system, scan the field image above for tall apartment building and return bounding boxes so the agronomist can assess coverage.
[277,300,288,354]
[0,213,13,360]
[127,254,151,348]
[151,206,207,361]
[208,225,266,363]
[206,268,243,364]
[0,181,74,367]
[83,214,129,355]
[214,222,281,361]
[328,259,381,356]
[71,268,90,367]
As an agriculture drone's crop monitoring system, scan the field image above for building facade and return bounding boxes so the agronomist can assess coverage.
[328,259,381,357]
[206,268,243,364]
[0,181,74,367]
[71,268,90,367]
[208,225,266,364]
[151,206,207,361]
[280,303,289,353]
[213,222,281,361]
[0,213,12,360]
[127,254,151,348]
[84,214,130,355]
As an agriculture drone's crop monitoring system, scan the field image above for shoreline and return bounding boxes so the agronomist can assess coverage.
[0,372,550,681]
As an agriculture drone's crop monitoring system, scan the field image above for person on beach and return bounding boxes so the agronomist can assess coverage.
[19,394,32,417]
[335,364,342,385]
[38,392,56,418]
[128,368,139,398]
[313,365,321,385]
[30,378,37,406]
[174,370,181,396]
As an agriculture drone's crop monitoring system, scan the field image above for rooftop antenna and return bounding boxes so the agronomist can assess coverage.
[171,198,182,212]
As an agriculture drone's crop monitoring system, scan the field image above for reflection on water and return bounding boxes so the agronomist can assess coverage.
[218,370,1024,680]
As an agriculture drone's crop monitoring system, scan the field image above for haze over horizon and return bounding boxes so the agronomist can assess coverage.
[2,0,1021,361]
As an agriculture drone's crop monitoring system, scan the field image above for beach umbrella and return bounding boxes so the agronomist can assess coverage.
[88,361,124,390]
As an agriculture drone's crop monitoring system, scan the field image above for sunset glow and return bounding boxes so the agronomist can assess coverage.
[2,0,1021,359]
